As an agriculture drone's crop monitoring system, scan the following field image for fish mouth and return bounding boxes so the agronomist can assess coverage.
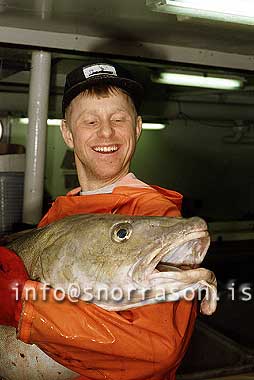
[131,229,210,284]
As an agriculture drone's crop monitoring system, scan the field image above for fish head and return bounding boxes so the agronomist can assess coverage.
[115,215,210,284]
[33,214,210,292]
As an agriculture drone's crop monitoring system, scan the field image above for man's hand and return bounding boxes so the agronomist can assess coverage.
[0,246,28,328]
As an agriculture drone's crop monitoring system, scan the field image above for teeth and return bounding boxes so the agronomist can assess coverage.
[93,145,118,152]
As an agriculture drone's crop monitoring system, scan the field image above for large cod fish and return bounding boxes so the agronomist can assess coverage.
[0,214,217,380]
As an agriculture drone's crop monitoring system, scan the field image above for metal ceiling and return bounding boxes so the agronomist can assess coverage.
[0,0,254,54]
[1,0,254,118]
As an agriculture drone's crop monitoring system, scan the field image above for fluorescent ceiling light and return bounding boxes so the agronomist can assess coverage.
[146,0,254,25]
[142,123,166,130]
[19,118,62,126]
[19,118,29,124]
[46,119,62,126]
[152,72,244,90]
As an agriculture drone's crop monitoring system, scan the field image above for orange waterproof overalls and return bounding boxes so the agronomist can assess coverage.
[18,182,197,380]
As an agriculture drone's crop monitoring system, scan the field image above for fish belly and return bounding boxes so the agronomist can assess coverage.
[0,326,77,380]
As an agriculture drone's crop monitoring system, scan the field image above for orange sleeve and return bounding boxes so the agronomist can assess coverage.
[19,282,196,380]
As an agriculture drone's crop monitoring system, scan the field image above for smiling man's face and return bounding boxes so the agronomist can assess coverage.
[61,88,142,191]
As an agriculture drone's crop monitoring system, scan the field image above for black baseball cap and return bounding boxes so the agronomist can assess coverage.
[62,61,144,116]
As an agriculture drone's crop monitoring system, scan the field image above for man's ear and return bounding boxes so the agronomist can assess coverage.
[60,120,74,149]
[135,116,142,142]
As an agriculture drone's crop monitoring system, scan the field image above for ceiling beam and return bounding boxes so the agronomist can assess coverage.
[0,26,254,71]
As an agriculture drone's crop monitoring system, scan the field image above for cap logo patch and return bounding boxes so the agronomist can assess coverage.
[83,64,117,79]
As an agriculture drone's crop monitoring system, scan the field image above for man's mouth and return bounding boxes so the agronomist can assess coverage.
[92,145,119,153]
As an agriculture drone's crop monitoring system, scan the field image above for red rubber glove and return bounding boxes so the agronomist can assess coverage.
[0,246,29,328]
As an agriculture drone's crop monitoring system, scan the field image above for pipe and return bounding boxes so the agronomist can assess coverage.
[22,51,51,225]
[143,101,254,121]
[35,0,53,20]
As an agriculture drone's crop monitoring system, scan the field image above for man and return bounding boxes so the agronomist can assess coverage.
[0,61,196,380]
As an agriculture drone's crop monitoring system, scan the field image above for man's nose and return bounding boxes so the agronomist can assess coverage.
[97,120,115,138]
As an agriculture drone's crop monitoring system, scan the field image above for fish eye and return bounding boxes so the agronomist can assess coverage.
[111,223,132,243]
[117,228,128,239]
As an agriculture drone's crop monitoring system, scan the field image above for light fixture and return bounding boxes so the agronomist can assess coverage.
[46,119,62,126]
[19,118,29,124]
[19,118,62,126]
[146,0,254,25]
[142,123,166,130]
[151,71,244,90]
